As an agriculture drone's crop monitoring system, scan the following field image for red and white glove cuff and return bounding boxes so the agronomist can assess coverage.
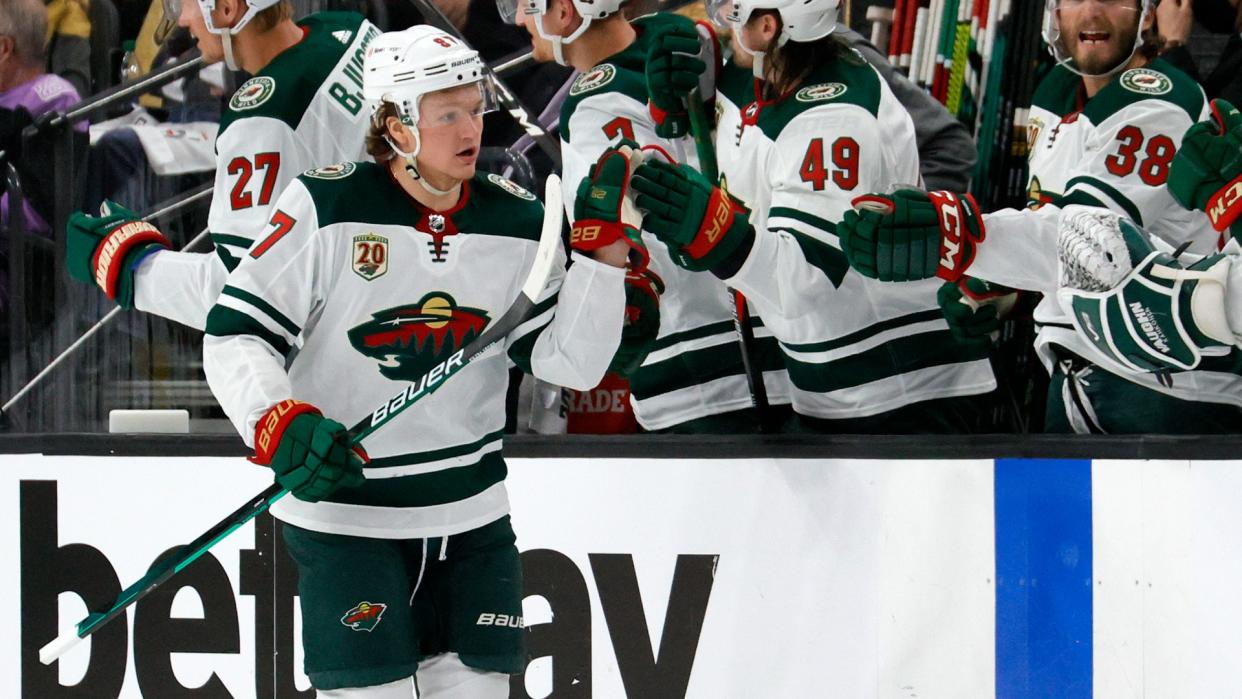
[570,219,650,272]
[91,221,170,299]
[1206,173,1242,233]
[927,191,985,282]
[250,399,321,466]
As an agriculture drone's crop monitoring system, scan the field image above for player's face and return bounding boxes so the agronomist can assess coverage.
[178,0,225,65]
[1056,0,1146,75]
[517,0,562,62]
[415,84,486,184]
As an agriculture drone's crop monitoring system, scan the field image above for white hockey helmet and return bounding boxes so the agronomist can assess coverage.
[1042,0,1156,78]
[503,0,627,65]
[364,26,499,193]
[727,0,838,78]
[180,0,282,69]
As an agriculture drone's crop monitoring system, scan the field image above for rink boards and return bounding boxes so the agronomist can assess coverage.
[5,451,1241,698]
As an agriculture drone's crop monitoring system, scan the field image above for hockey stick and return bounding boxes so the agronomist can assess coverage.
[402,0,561,167]
[0,183,214,418]
[39,175,565,665]
[686,87,773,430]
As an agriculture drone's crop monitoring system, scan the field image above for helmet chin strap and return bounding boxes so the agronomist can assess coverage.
[385,131,459,198]
[222,30,241,71]
[536,13,592,67]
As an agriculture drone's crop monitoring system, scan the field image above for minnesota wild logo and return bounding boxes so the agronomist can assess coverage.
[1120,69,1172,96]
[348,292,490,380]
[570,64,616,96]
[795,83,848,102]
[340,601,387,632]
[230,76,276,111]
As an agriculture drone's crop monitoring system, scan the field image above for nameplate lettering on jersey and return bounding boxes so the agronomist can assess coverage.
[369,349,467,425]
[328,23,381,120]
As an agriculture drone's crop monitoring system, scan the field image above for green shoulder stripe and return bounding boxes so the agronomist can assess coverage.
[204,305,292,358]
[219,12,372,135]
[458,174,545,241]
[1031,64,1082,117]
[1064,175,1144,226]
[1083,58,1204,124]
[757,51,880,140]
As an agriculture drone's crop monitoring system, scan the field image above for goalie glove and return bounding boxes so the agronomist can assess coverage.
[65,200,172,309]
[645,20,719,139]
[839,188,986,282]
[631,158,751,274]
[251,400,368,503]
[1168,98,1242,244]
[571,141,649,272]
[609,268,665,377]
[1056,205,1242,374]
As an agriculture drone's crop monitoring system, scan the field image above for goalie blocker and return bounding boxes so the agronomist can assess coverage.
[1056,206,1242,375]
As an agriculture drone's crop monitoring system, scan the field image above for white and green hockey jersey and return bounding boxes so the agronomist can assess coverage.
[132,12,379,330]
[971,60,1242,410]
[560,13,790,431]
[715,52,996,419]
[203,163,624,539]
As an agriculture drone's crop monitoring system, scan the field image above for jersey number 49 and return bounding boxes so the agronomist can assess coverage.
[799,137,859,192]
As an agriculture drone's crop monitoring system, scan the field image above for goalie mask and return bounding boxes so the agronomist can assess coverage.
[363,26,499,195]
[500,0,627,65]
[1042,0,1156,79]
[727,0,839,78]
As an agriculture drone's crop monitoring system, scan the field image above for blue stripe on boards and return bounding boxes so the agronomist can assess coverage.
[994,458,1093,699]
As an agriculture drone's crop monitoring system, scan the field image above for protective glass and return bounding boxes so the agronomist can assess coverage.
[706,0,732,29]
[416,79,500,130]
[495,0,518,24]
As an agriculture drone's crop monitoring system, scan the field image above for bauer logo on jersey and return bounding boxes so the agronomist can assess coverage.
[352,233,389,280]
[1120,69,1172,96]
[348,292,491,381]
[229,76,276,111]
[795,83,848,103]
[305,162,357,180]
[569,64,616,96]
[487,173,537,201]
[340,601,387,632]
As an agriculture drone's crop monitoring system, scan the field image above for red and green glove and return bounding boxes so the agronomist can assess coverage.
[66,200,171,309]
[609,268,665,376]
[646,22,712,139]
[1168,98,1242,244]
[571,142,649,272]
[631,158,751,274]
[937,277,1018,347]
[839,188,986,282]
[250,400,368,503]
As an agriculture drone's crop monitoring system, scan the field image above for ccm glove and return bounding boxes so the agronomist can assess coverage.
[631,158,751,274]
[609,267,665,376]
[66,200,171,308]
[646,23,708,139]
[938,277,1018,346]
[1168,98,1242,244]
[839,189,986,282]
[571,141,649,271]
[250,400,367,503]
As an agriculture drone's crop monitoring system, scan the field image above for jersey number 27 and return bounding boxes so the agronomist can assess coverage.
[228,152,281,210]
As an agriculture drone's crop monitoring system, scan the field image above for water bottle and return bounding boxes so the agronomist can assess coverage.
[119,40,140,84]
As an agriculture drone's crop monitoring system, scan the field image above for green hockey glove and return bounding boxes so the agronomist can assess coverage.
[631,158,751,273]
[609,267,665,376]
[1168,98,1242,243]
[839,189,986,282]
[646,22,709,139]
[1057,205,1242,373]
[66,200,171,309]
[250,400,367,503]
[938,277,1018,346]
[571,141,649,271]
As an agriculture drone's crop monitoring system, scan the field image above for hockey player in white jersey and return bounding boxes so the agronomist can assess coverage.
[202,26,629,697]
[508,0,793,432]
[625,0,996,431]
[1054,99,1242,379]
[65,0,379,329]
[839,0,1242,433]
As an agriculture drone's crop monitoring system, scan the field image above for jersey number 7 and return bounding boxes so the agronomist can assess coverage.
[228,152,281,210]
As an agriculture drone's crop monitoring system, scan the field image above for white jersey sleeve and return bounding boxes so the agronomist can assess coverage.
[203,178,328,443]
[132,250,227,330]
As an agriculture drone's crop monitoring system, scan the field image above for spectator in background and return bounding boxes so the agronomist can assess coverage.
[1,0,84,236]
[1159,0,1242,106]
[45,0,92,96]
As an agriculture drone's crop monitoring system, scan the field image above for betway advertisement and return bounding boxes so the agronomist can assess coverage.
[5,454,1242,697]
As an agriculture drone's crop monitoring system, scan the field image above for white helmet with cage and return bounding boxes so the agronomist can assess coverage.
[364,26,499,194]
[497,0,627,66]
[727,0,839,77]
[1042,0,1157,78]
